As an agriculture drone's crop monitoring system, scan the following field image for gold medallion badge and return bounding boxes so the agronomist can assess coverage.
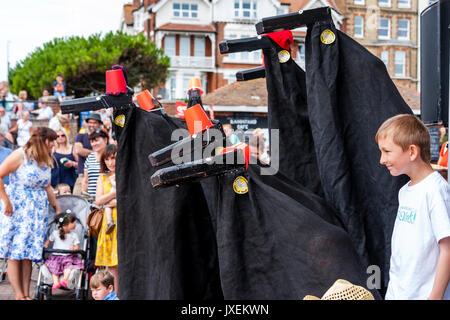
[320,29,336,45]
[278,50,291,63]
[114,114,125,127]
[233,176,248,194]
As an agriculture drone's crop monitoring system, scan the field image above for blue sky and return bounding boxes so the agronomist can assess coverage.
[0,0,128,81]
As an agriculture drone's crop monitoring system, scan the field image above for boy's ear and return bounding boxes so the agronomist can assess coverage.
[409,144,420,161]
[108,284,114,293]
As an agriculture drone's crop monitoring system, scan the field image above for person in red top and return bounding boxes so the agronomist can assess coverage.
[438,141,448,168]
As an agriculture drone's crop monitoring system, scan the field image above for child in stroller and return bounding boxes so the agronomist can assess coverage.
[43,211,84,290]
[35,194,92,300]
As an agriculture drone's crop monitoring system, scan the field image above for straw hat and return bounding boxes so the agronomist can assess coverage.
[56,112,70,123]
[303,279,375,300]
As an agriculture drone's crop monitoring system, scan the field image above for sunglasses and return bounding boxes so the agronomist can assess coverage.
[57,134,66,137]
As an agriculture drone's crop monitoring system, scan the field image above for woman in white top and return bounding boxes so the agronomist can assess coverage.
[10,111,33,147]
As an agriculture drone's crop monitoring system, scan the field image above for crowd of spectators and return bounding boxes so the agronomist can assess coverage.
[0,78,119,300]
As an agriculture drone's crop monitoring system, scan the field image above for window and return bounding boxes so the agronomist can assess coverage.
[194,37,205,57]
[378,18,390,39]
[133,12,142,31]
[394,51,406,76]
[169,74,177,100]
[354,0,364,4]
[225,73,236,84]
[354,16,364,38]
[397,19,409,40]
[173,3,180,17]
[241,50,249,61]
[190,4,198,18]
[297,43,306,69]
[253,50,262,63]
[398,0,410,8]
[225,34,262,63]
[227,34,238,61]
[298,44,305,62]
[277,6,289,15]
[179,36,190,56]
[234,0,257,19]
[379,0,390,7]
[165,35,176,56]
[173,2,198,18]
[183,74,195,97]
[381,51,389,69]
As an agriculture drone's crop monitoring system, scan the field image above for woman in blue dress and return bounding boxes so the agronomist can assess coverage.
[0,127,61,300]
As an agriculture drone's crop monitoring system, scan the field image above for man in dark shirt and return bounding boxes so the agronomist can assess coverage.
[73,113,103,195]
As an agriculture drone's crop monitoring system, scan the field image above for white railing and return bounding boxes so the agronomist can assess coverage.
[169,56,214,69]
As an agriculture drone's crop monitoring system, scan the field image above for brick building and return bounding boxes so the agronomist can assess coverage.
[120,0,419,112]
[120,0,342,101]
[339,0,419,90]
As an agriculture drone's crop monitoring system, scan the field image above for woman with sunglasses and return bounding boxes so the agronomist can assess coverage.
[51,129,78,193]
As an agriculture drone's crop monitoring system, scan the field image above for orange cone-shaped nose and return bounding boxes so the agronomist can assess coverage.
[184,104,213,135]
[187,77,204,95]
[105,69,127,95]
[136,90,156,111]
[218,142,250,170]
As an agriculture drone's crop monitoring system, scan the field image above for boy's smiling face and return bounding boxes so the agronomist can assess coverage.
[378,134,412,176]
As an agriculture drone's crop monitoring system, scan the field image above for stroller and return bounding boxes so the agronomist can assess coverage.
[34,194,92,300]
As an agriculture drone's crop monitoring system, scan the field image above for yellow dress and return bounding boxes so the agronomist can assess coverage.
[95,174,118,267]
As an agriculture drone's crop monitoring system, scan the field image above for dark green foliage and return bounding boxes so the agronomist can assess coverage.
[8,31,170,99]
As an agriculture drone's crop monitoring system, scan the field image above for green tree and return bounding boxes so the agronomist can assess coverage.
[8,31,170,99]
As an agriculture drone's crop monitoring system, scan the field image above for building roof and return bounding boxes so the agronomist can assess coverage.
[202,78,268,107]
[202,78,420,114]
[396,85,420,111]
[157,23,216,33]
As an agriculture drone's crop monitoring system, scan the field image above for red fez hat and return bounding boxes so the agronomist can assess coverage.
[105,69,127,95]
[183,104,213,136]
[136,90,156,111]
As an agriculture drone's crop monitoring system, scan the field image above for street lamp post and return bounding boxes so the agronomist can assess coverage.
[6,40,11,80]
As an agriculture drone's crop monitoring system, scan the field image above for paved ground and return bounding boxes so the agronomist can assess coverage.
[0,259,83,300]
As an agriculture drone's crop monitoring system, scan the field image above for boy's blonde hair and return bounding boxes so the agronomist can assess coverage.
[375,114,431,163]
[90,269,115,289]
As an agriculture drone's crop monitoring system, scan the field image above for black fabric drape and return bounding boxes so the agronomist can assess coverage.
[114,105,381,300]
[305,19,412,289]
[263,38,324,198]
[212,164,380,299]
[115,106,223,300]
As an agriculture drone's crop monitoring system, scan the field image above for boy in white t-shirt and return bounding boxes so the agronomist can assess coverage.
[376,114,450,300]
